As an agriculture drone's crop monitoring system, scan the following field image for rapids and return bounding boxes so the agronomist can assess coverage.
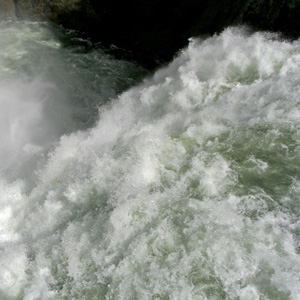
[0,21,300,300]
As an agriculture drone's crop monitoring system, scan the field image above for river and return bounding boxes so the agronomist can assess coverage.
[0,20,300,300]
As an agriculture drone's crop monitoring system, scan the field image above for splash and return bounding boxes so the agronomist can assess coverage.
[1,23,300,299]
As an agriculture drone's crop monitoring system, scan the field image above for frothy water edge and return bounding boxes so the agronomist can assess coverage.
[0,22,300,299]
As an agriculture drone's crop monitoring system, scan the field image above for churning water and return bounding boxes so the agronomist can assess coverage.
[0,20,300,300]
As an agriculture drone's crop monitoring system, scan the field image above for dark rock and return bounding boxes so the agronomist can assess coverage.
[5,0,300,69]
[0,0,16,19]
[242,0,300,38]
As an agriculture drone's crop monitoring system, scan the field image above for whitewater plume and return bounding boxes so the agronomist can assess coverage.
[0,22,300,299]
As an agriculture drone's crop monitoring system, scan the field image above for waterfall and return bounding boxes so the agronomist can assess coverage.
[1,21,300,300]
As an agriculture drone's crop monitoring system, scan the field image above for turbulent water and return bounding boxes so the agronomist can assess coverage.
[1,20,300,300]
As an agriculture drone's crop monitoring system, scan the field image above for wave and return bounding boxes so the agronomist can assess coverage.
[1,22,300,299]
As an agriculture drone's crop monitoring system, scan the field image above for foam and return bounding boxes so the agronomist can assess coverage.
[1,23,300,299]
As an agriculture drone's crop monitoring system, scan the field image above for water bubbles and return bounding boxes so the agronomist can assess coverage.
[1,23,300,299]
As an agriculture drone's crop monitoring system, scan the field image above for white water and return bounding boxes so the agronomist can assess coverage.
[0,21,300,300]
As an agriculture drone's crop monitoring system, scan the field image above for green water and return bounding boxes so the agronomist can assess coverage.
[0,22,299,299]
